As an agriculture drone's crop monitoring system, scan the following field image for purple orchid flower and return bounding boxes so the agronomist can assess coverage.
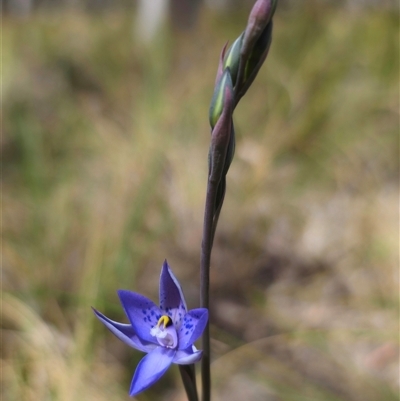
[93,260,208,396]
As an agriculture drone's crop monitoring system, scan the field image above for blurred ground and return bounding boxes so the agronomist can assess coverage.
[2,2,399,401]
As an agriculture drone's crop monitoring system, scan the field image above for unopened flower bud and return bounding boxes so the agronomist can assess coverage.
[209,68,233,129]
[233,0,277,107]
[208,69,234,184]
[238,20,273,100]
[214,42,228,86]
[242,0,277,56]
[223,32,244,87]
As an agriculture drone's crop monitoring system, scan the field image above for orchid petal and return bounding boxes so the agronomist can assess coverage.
[173,346,203,365]
[129,346,175,396]
[159,260,187,327]
[94,261,207,397]
[92,307,157,353]
[178,308,209,350]
[118,290,162,344]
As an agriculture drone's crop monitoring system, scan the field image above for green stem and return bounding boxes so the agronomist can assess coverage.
[210,178,226,249]
[200,178,219,401]
[179,364,199,401]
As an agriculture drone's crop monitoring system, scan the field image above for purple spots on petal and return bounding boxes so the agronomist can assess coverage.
[179,315,196,336]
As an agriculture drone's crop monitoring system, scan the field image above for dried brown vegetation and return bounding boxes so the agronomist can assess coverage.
[2,4,398,401]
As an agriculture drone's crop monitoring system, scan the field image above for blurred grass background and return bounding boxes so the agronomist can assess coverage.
[2,1,399,400]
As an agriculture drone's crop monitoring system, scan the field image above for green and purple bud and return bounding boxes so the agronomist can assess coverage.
[236,20,273,105]
[242,0,277,56]
[208,69,234,184]
[222,32,244,88]
[214,42,228,86]
[244,20,273,81]
[233,0,277,106]
[209,68,234,130]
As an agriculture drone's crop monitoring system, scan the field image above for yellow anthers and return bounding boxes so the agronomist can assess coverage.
[157,315,172,328]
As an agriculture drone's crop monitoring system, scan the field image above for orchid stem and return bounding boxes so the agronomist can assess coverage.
[179,364,199,401]
[199,2,277,400]
[200,177,220,401]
